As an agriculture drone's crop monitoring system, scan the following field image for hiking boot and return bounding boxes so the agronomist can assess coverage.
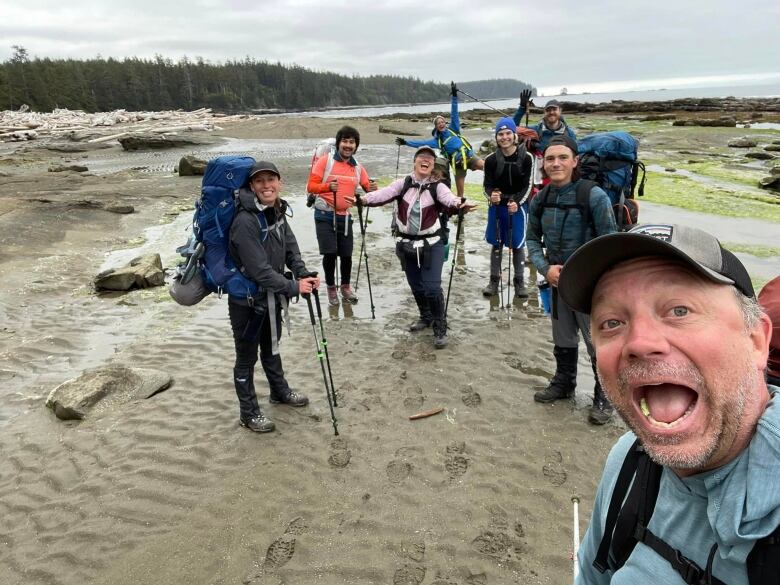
[588,358,613,425]
[340,284,358,304]
[429,293,448,349]
[513,279,529,299]
[239,413,275,433]
[327,285,339,306]
[269,390,310,407]
[588,398,614,425]
[410,292,432,332]
[534,346,578,403]
[482,276,499,297]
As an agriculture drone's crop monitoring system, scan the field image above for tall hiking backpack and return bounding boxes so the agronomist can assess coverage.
[193,155,259,298]
[577,131,646,231]
[305,138,363,207]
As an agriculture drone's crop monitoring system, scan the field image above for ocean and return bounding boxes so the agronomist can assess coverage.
[274,82,780,119]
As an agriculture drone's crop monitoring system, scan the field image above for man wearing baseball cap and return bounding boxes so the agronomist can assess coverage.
[559,224,779,584]
[527,134,617,424]
[513,91,577,150]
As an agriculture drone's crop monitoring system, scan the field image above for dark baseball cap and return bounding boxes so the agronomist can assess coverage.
[249,161,281,180]
[543,134,578,154]
[558,223,755,314]
[544,99,562,109]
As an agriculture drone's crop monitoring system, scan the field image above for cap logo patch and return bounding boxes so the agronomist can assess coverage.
[631,224,673,242]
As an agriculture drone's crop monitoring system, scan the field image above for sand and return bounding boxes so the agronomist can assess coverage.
[0,114,648,585]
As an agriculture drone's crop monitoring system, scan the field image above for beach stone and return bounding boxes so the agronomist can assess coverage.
[378,124,420,136]
[759,176,780,191]
[640,114,676,121]
[745,151,776,160]
[479,139,496,155]
[727,137,757,148]
[94,253,165,291]
[46,365,172,420]
[764,144,780,152]
[177,155,207,176]
[49,164,89,173]
[118,133,204,151]
[103,204,135,214]
[672,117,736,127]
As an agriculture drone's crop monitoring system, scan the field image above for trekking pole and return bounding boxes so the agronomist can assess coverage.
[496,214,504,303]
[395,144,401,180]
[444,197,466,319]
[356,200,376,319]
[303,293,339,436]
[456,88,511,117]
[354,205,366,291]
[506,211,514,312]
[312,288,338,407]
[572,496,580,580]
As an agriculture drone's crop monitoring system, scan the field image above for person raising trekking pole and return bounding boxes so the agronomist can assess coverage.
[482,117,535,299]
[229,161,320,433]
[307,126,377,307]
[527,135,616,425]
[513,90,576,151]
[395,82,484,199]
[360,146,477,349]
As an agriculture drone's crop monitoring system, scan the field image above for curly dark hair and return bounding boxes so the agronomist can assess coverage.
[335,125,360,150]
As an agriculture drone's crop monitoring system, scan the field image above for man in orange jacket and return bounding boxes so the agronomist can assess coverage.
[307,126,377,306]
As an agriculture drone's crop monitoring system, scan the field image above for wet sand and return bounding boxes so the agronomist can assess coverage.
[0,113,775,585]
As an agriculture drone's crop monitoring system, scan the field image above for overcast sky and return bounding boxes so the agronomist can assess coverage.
[1,0,778,93]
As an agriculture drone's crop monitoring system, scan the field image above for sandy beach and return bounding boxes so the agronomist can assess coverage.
[0,109,777,585]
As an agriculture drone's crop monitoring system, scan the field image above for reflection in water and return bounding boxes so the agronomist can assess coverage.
[328,302,354,321]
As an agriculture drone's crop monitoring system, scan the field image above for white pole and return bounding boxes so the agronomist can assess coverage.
[572,496,581,581]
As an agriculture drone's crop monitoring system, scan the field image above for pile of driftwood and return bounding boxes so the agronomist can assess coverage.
[0,107,248,143]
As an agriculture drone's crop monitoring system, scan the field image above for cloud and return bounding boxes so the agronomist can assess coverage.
[0,0,777,90]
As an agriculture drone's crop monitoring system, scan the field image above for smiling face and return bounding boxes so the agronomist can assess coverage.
[496,128,516,150]
[338,137,357,159]
[249,171,281,206]
[434,116,447,132]
[543,144,577,186]
[543,106,561,128]
[414,152,435,178]
[590,257,771,475]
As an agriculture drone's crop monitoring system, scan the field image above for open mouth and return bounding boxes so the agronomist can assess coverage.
[634,382,699,429]
[418,160,432,171]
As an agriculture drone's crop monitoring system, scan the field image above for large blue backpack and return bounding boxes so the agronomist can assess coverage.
[193,156,259,298]
[577,131,646,231]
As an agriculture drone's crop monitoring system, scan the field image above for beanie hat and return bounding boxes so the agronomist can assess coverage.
[495,117,517,136]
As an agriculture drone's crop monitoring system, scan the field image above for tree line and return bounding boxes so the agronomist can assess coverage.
[0,47,535,114]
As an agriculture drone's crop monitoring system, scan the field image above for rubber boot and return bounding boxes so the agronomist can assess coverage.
[534,346,578,403]
[429,293,448,349]
[409,291,433,332]
[588,358,614,425]
[327,285,339,306]
[340,284,358,304]
[512,248,529,298]
[234,367,275,432]
[262,352,309,407]
[482,247,502,296]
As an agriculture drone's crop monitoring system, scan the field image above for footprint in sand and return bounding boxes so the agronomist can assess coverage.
[445,441,468,480]
[386,459,412,484]
[542,450,567,486]
[472,530,511,558]
[400,538,425,562]
[461,385,482,407]
[431,576,460,585]
[328,437,352,468]
[487,504,509,532]
[465,573,488,585]
[264,536,296,569]
[393,564,426,585]
[403,386,424,409]
[284,516,308,536]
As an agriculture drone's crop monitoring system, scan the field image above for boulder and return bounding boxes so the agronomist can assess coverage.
[118,133,205,151]
[759,175,780,191]
[727,137,757,148]
[745,151,776,160]
[46,365,172,420]
[177,155,207,176]
[48,164,89,173]
[672,117,736,127]
[103,204,135,214]
[378,125,421,136]
[640,114,676,121]
[764,144,780,152]
[479,139,497,156]
[94,253,165,291]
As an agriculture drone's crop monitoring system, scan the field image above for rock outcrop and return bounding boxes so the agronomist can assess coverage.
[94,253,165,291]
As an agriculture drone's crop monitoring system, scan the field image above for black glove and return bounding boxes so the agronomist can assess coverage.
[520,89,532,108]
[395,137,406,146]
[451,81,458,97]
[299,270,318,279]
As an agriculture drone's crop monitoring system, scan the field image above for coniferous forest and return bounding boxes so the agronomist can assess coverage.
[0,47,534,113]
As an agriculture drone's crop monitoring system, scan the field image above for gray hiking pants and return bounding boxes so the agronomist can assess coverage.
[551,287,595,357]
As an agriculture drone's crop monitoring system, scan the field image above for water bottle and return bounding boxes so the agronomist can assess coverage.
[537,273,552,315]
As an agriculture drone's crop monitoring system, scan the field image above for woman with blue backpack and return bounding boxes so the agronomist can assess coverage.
[228,161,320,433]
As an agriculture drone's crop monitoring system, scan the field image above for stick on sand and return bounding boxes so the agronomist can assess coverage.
[408,407,444,420]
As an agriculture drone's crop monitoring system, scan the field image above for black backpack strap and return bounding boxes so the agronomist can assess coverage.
[533,184,551,221]
[575,180,597,245]
[594,438,645,572]
[747,523,780,585]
